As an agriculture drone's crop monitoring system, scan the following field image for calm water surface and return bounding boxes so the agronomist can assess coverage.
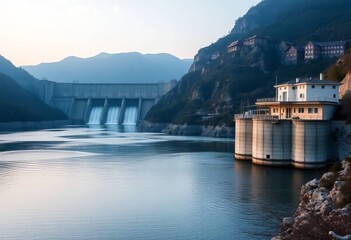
[0,126,320,239]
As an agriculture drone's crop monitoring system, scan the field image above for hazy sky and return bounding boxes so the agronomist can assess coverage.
[0,0,260,66]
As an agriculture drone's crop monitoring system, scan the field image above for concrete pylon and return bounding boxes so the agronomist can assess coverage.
[118,98,125,124]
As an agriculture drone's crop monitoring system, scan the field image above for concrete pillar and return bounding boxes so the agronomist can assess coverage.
[67,97,76,119]
[84,98,92,123]
[118,98,125,124]
[101,98,109,124]
[137,98,142,121]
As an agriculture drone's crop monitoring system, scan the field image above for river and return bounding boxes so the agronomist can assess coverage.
[0,126,319,239]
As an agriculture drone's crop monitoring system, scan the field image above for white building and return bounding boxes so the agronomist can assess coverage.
[276,77,339,102]
[256,76,341,120]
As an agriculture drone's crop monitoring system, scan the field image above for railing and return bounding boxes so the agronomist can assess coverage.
[306,97,339,103]
[234,114,255,119]
[235,113,325,120]
[256,98,277,103]
[253,115,279,120]
[257,97,338,103]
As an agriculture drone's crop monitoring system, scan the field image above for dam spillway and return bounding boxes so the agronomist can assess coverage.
[37,81,176,124]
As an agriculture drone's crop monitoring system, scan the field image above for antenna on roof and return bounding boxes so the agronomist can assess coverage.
[275,75,278,101]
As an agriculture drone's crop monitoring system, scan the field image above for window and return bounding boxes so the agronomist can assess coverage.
[333,86,336,89]
[293,108,296,113]
[322,85,325,89]
[266,155,270,159]
[311,85,315,88]
[308,108,313,113]
[315,108,318,113]
[298,108,304,113]
[299,93,304,98]
[333,94,336,98]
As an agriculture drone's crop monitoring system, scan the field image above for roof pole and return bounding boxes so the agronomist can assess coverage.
[275,75,278,101]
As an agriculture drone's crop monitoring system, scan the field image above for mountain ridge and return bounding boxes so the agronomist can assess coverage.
[23,52,192,84]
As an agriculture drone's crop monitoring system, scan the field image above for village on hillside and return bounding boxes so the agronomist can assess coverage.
[209,35,349,65]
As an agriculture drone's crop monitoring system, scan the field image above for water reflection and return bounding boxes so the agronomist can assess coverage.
[0,127,318,240]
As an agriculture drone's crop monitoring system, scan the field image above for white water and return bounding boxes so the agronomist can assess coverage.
[88,106,103,124]
[105,106,120,124]
[123,106,138,125]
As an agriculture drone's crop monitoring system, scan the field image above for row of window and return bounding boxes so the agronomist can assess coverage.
[279,85,336,90]
[297,107,319,113]
[306,45,344,50]
[322,50,343,54]
[272,107,319,114]
[305,50,343,55]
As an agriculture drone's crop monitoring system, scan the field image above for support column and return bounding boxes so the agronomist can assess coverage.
[68,97,76,119]
[118,98,125,124]
[101,98,109,124]
[137,98,142,121]
[84,98,92,123]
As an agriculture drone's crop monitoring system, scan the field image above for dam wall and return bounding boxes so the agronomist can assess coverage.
[36,80,176,124]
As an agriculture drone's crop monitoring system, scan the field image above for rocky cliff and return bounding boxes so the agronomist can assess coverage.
[143,0,351,136]
[273,158,351,240]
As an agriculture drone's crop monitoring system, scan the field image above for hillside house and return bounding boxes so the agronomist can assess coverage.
[305,41,348,60]
[243,35,268,46]
[227,40,243,53]
[284,45,305,65]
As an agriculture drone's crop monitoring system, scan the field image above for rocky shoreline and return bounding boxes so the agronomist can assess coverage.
[137,120,234,138]
[273,158,351,240]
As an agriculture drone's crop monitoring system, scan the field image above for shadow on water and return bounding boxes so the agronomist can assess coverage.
[0,141,66,153]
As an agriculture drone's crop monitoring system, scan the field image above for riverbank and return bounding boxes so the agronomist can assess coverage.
[0,120,72,131]
[137,120,234,138]
[273,157,351,240]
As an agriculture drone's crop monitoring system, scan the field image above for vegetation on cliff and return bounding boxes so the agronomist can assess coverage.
[326,50,351,82]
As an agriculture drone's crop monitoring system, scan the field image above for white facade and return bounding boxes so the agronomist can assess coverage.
[276,78,340,103]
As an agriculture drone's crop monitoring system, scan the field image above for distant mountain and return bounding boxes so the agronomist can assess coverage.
[0,73,66,122]
[23,52,193,83]
[145,0,350,130]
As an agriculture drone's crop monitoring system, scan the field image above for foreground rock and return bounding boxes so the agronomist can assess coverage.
[273,158,351,239]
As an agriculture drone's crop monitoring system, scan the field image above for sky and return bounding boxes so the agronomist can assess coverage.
[0,0,261,66]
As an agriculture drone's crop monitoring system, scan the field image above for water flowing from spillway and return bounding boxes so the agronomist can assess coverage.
[123,106,138,125]
[88,106,103,124]
[105,107,120,125]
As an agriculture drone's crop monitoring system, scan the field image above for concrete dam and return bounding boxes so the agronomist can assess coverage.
[37,80,176,124]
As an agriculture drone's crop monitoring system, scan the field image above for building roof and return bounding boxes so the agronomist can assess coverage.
[288,45,304,52]
[245,34,268,41]
[227,40,243,48]
[277,77,341,86]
